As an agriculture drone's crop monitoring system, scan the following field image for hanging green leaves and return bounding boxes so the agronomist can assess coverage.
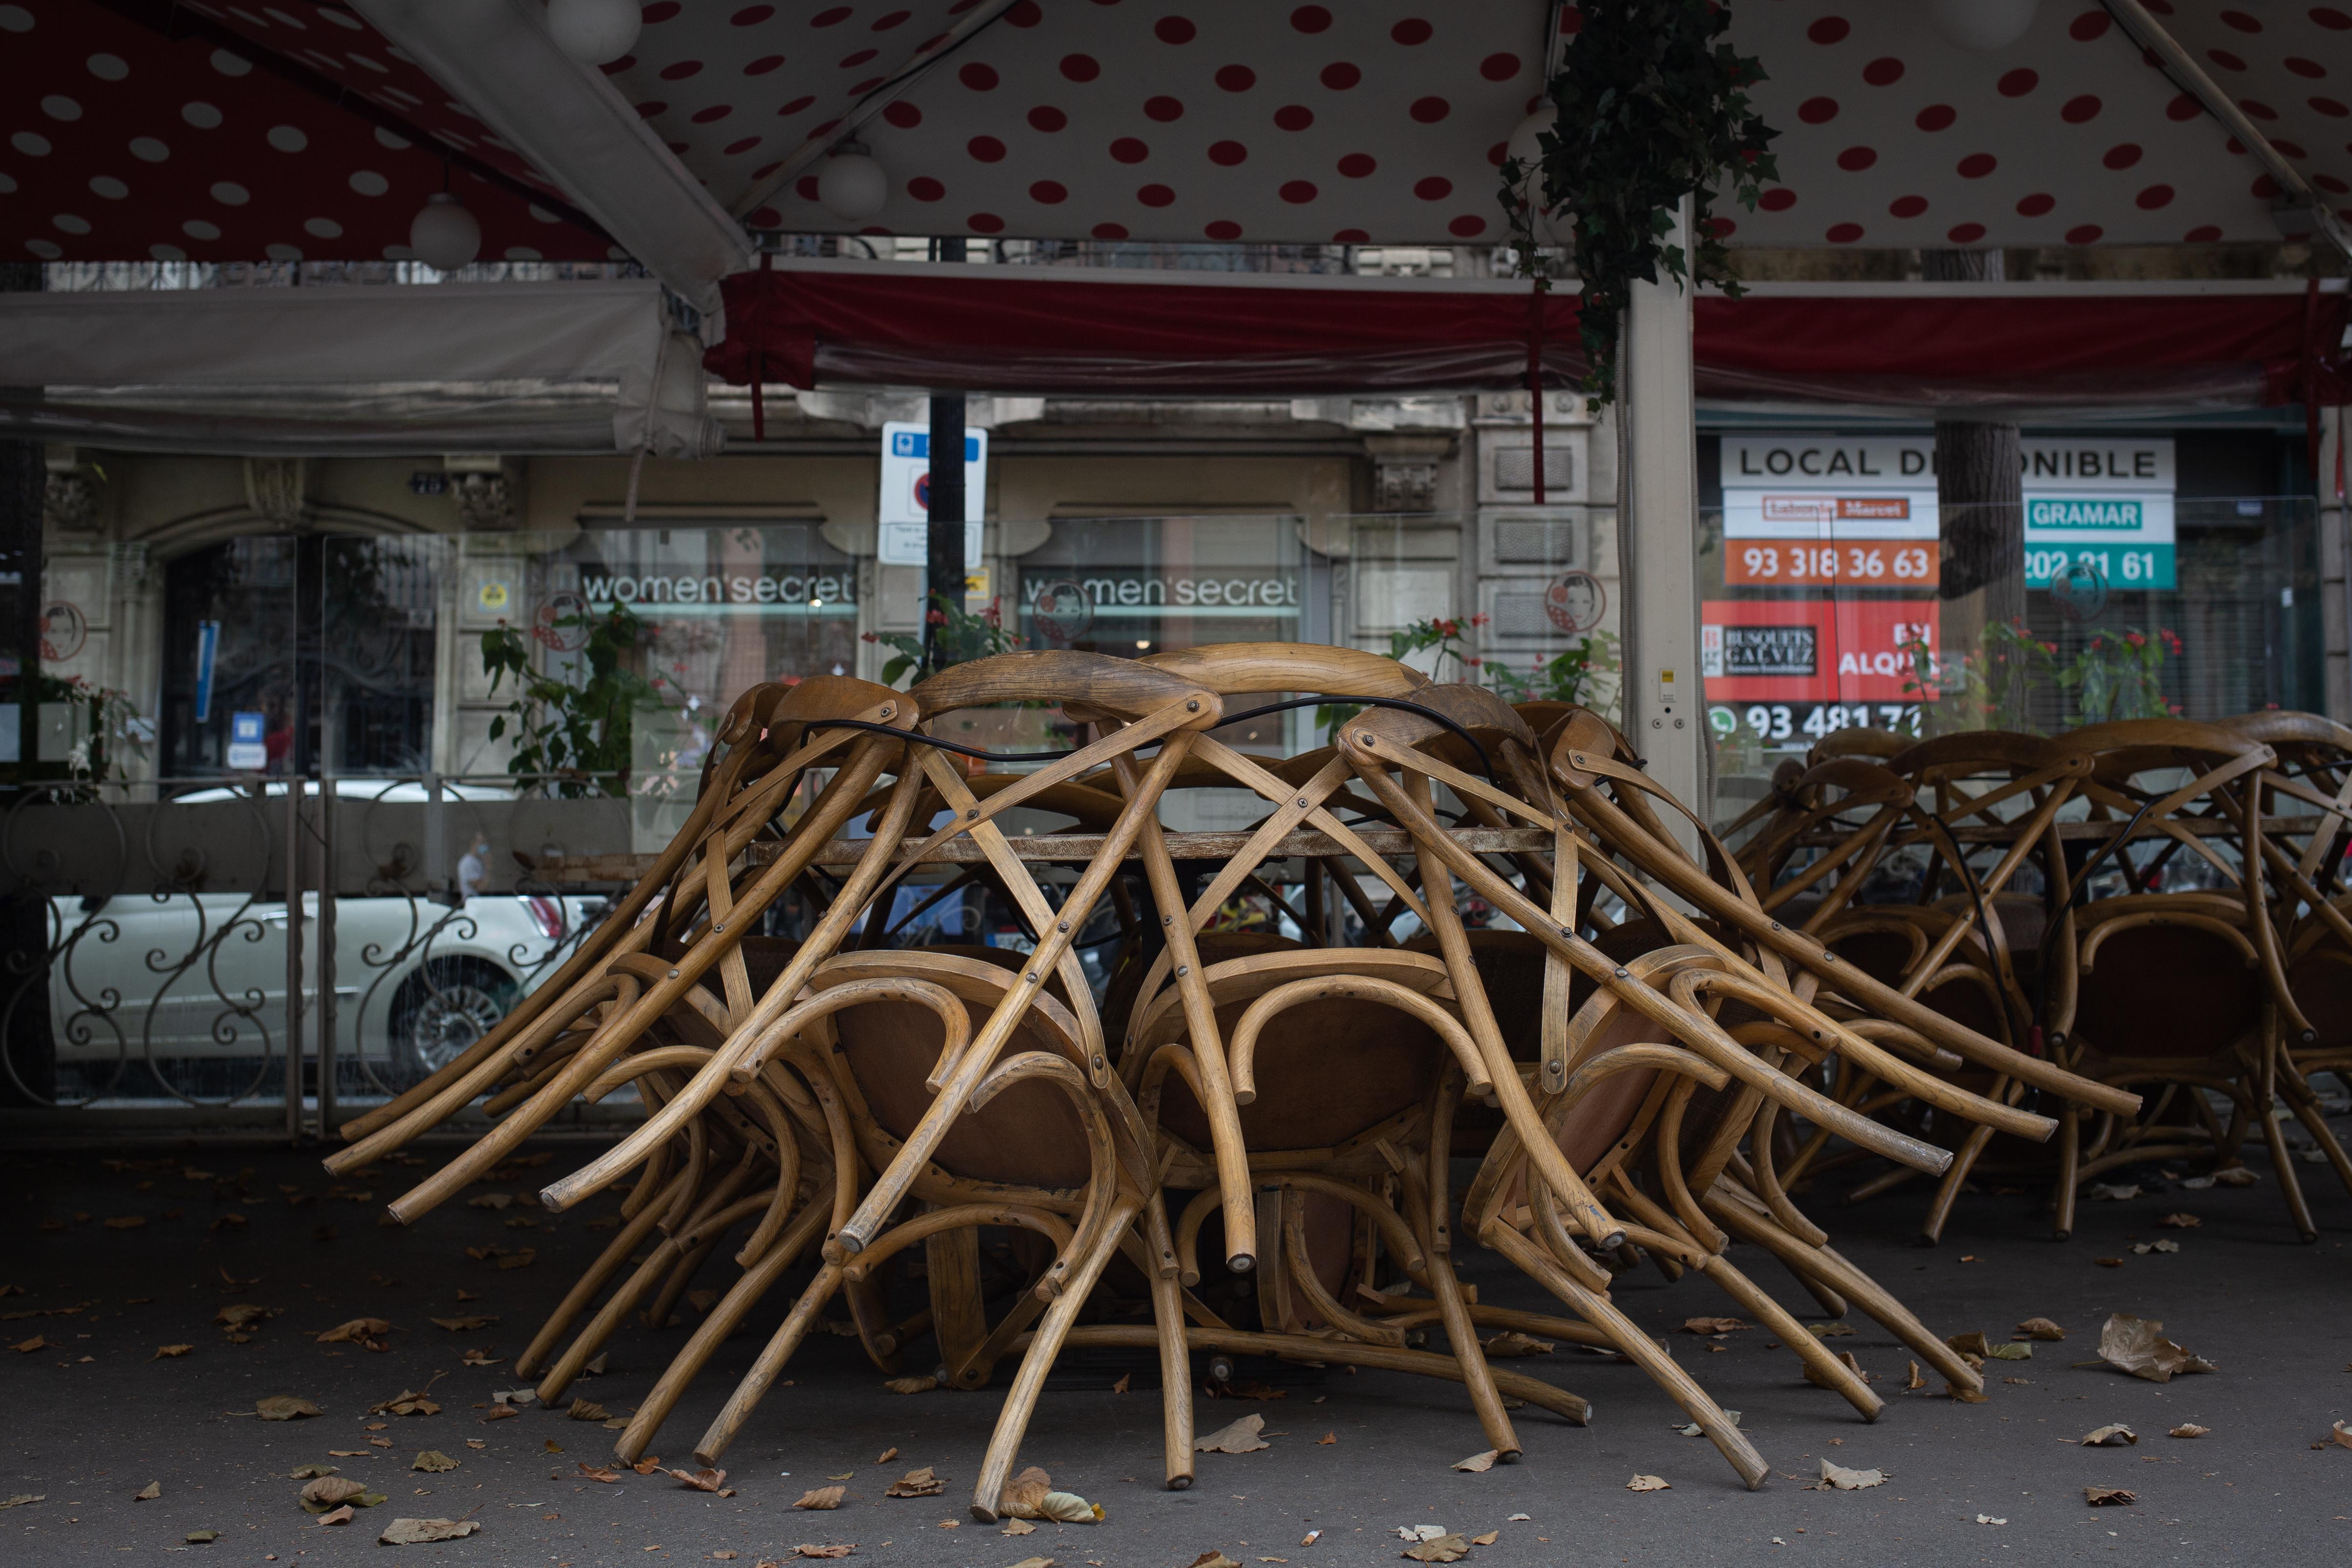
[1499,0,1778,406]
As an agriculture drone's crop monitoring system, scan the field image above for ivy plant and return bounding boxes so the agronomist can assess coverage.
[1500,0,1779,405]
[480,602,672,797]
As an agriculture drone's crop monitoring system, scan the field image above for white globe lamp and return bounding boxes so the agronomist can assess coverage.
[547,0,642,65]
[817,142,889,222]
[410,191,481,272]
[1928,0,2038,51]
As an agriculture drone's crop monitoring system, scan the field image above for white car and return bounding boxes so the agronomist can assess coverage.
[46,888,603,1096]
[41,779,605,1098]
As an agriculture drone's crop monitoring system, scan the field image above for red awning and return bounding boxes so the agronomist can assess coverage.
[707,260,2350,413]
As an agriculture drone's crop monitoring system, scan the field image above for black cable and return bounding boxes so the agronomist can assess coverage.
[2029,794,2161,1045]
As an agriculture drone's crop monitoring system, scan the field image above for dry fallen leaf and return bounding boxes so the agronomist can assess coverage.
[999,1466,1050,1516]
[0,1495,42,1509]
[1482,1331,1554,1357]
[788,1547,853,1560]
[1452,1450,1498,1473]
[300,1476,380,1513]
[794,1486,846,1511]
[2087,1182,2140,1201]
[886,1467,945,1498]
[668,1468,734,1496]
[1187,1554,1240,1568]
[9,1335,46,1354]
[1470,1532,1499,1547]
[576,1463,621,1484]
[152,1343,194,1360]
[1809,1459,1888,1490]
[1804,1350,1871,1391]
[1316,1432,1336,1446]
[1682,1316,1745,1336]
[2169,1423,2210,1439]
[2013,1317,2067,1342]
[2157,1212,2201,1229]
[2081,1424,2138,1446]
[378,1517,480,1544]
[290,1464,338,1480]
[316,1318,393,1350]
[1401,1533,1469,1562]
[1110,1373,1130,1395]
[2095,1257,2124,1269]
[104,1215,147,1230]
[134,1481,162,1501]
[314,1505,356,1527]
[1002,1519,1037,1537]
[566,1398,608,1422]
[215,1304,275,1331]
[1195,1414,1271,1454]
[430,1316,497,1332]
[883,1375,937,1395]
[874,1447,897,1465]
[1947,1383,1990,1404]
[412,1451,458,1474]
[632,1458,664,1476]
[2098,1313,2215,1383]
[256,1396,322,1421]
[1625,1474,1670,1492]
[2083,1486,2137,1507]
[2129,1240,2181,1256]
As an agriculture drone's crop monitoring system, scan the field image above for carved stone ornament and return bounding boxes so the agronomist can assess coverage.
[243,456,308,526]
[455,471,517,530]
[43,469,99,531]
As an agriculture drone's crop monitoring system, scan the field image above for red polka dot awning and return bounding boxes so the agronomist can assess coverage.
[2,0,2345,265]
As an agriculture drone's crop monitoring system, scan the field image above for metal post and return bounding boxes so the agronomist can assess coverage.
[317,767,336,1138]
[424,769,446,899]
[924,237,968,675]
[283,773,305,1143]
[2,260,40,778]
[1617,195,1707,841]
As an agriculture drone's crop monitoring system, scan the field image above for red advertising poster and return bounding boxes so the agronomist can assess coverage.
[1700,598,1939,703]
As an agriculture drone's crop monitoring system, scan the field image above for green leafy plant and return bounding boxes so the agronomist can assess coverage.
[862,594,1022,688]
[1901,620,2054,736]
[1322,613,1621,737]
[1901,622,2182,735]
[2060,628,2182,725]
[480,602,672,797]
[1500,0,1779,405]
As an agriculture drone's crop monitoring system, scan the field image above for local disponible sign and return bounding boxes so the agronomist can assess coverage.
[878,422,987,569]
[1722,436,2177,590]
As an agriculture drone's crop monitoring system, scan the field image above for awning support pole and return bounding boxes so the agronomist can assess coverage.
[1618,196,1707,844]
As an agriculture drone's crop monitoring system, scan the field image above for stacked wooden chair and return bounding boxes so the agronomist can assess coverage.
[330,644,2159,1507]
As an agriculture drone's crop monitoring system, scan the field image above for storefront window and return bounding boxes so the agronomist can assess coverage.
[1700,428,2325,816]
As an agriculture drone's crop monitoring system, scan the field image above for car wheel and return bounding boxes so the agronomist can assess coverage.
[386,957,519,1085]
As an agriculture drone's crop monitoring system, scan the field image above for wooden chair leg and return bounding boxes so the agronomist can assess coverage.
[2053,1105,2081,1240]
[2259,1088,2320,1242]
[928,1219,992,1387]
[614,1203,828,1464]
[1707,1199,1983,1393]
[1150,1237,1196,1490]
[842,1269,903,1376]
[1483,1222,1767,1490]
[692,1261,846,1467]
[1423,1244,1522,1461]
[2285,1095,2352,1200]
[1693,1250,1883,1422]
[535,1240,683,1407]
[969,1193,1145,1523]
[1921,1120,2000,1244]
[515,1178,680,1379]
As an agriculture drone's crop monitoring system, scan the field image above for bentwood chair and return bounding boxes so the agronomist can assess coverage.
[2042,720,2330,1239]
[545,650,1224,1520]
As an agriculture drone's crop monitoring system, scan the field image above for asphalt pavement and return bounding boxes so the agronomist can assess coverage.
[2,1120,2348,1568]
